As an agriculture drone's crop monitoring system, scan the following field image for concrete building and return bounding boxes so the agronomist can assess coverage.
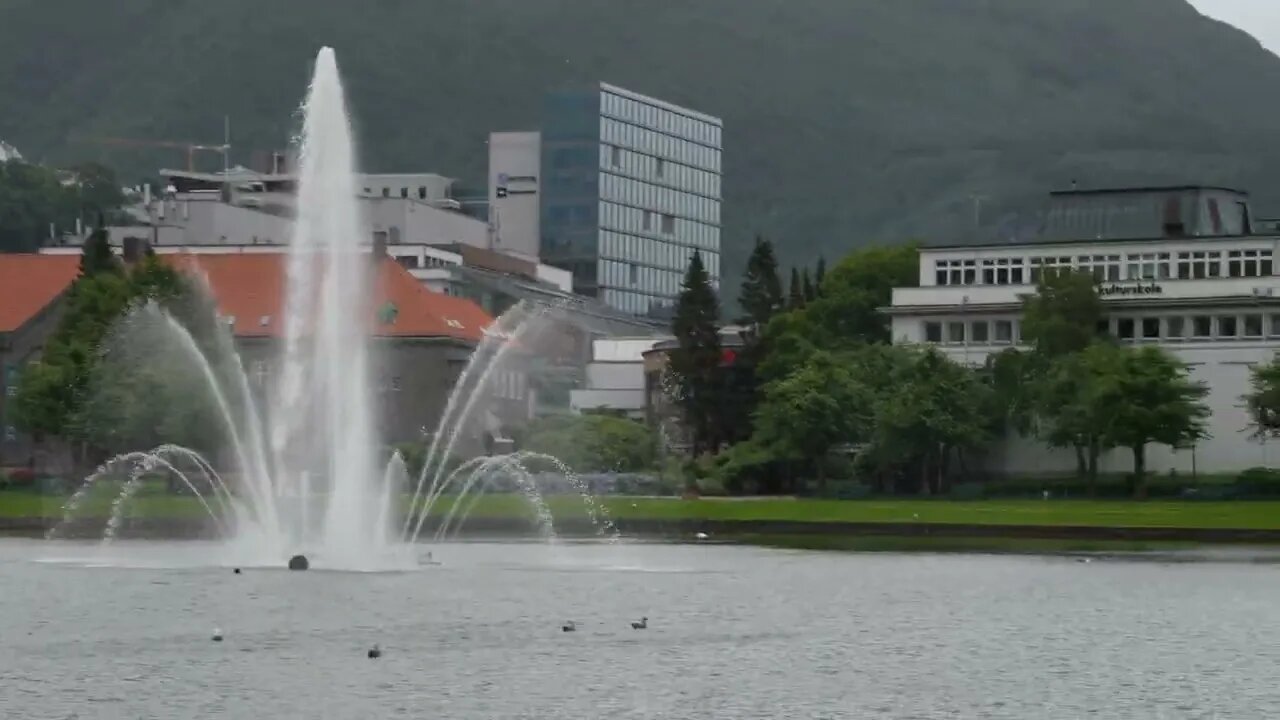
[519,82,722,318]
[55,168,496,252]
[488,131,542,261]
[888,185,1280,475]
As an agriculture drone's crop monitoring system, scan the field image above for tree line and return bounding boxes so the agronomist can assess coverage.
[0,159,126,253]
[659,239,1280,498]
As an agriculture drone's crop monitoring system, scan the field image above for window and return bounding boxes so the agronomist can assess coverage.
[418,186,427,200]
[1117,318,1135,340]
[1141,317,1161,340]
[1245,314,1264,338]
[1177,251,1222,279]
[400,187,409,199]
[1125,253,1170,280]
[629,264,638,284]
[947,322,966,343]
[971,321,989,343]
[924,322,942,342]
[1192,316,1212,338]
[1096,318,1111,336]
[994,320,1013,343]
[1166,317,1185,339]
[937,260,976,286]
[610,146,621,167]
[381,187,390,197]
[391,376,402,392]
[642,211,653,231]
[1228,249,1273,278]
[980,258,1020,285]
[661,214,675,234]
[1270,315,1280,337]
[655,158,665,178]
[1218,316,1238,338]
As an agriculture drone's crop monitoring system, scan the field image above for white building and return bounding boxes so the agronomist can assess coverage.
[569,337,664,417]
[889,185,1280,475]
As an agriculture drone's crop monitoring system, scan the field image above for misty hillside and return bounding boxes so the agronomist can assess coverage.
[3,0,1280,286]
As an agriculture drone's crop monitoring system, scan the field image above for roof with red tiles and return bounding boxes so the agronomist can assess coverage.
[167,253,492,342]
[0,254,81,332]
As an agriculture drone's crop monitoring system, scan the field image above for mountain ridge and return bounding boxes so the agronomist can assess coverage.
[3,0,1280,286]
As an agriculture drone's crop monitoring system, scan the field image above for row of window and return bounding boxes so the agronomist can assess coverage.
[602,144,721,199]
[601,118,722,174]
[599,202,720,252]
[601,90,722,148]
[599,230,715,275]
[935,248,1275,286]
[601,288,668,316]
[368,186,432,201]
[598,174,721,226]
[923,312,1280,345]
[598,259,685,299]
[1045,195,1249,238]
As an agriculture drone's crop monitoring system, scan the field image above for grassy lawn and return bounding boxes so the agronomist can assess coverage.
[4,488,1280,530]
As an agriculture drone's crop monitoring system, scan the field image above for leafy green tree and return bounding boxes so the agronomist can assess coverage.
[737,235,784,327]
[520,414,655,472]
[1034,343,1120,494]
[668,250,722,458]
[865,346,994,495]
[802,244,918,345]
[1021,270,1103,357]
[1244,356,1280,439]
[0,160,70,252]
[751,350,872,491]
[1097,346,1210,496]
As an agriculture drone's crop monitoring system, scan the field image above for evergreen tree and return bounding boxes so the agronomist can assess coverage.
[814,256,827,295]
[737,235,783,327]
[787,267,805,310]
[668,250,722,458]
[78,215,120,277]
[802,267,816,303]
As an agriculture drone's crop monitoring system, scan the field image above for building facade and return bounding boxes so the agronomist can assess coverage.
[488,131,543,261]
[538,82,723,318]
[889,185,1280,475]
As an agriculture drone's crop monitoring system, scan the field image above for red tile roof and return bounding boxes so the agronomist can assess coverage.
[168,253,492,342]
[0,254,81,332]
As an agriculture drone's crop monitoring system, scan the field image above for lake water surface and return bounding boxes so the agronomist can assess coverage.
[2,539,1278,719]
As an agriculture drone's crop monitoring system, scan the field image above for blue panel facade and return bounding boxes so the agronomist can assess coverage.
[541,84,722,318]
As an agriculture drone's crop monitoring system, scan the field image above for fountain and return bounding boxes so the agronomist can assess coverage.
[44,47,619,569]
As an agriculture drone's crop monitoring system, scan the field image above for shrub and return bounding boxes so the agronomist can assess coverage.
[6,468,37,488]
[1235,467,1280,498]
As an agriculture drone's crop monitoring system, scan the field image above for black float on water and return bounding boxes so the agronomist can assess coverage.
[367,644,382,659]
[562,621,576,632]
[233,568,241,575]
[212,628,224,642]
[288,555,309,571]
[631,617,648,630]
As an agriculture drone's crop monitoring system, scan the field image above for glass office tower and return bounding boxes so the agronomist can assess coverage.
[541,82,722,318]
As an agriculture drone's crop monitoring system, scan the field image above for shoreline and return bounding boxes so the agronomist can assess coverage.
[11,515,1280,548]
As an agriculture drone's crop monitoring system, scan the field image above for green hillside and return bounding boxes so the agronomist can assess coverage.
[3,0,1279,284]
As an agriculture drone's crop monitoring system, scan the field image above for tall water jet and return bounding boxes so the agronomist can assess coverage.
[281,46,382,567]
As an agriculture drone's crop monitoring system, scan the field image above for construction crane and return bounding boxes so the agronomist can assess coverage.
[78,136,231,172]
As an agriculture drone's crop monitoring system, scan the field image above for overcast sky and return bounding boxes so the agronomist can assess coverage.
[1188,0,1280,55]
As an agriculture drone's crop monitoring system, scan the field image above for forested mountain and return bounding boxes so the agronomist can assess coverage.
[3,0,1280,284]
